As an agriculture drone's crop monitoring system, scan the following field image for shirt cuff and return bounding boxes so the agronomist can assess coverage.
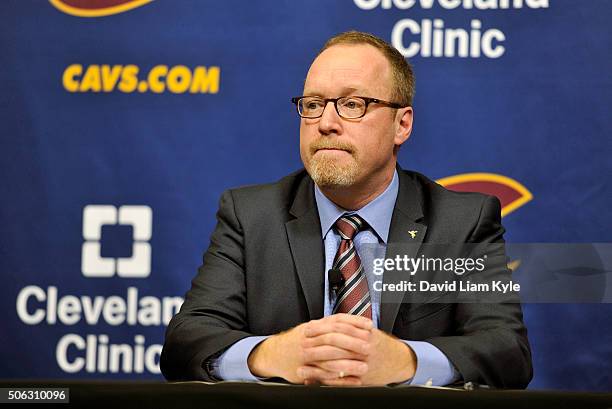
[401,340,460,386]
[211,336,270,381]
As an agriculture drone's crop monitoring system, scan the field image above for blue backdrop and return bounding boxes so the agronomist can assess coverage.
[1,0,610,390]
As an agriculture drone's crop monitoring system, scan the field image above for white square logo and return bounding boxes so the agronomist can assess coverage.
[81,205,152,278]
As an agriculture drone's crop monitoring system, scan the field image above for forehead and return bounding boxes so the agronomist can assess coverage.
[304,44,392,97]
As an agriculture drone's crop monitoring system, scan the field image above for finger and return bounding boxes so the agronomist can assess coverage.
[304,321,372,340]
[302,332,370,355]
[299,366,363,386]
[298,365,340,381]
[332,313,373,329]
[297,360,367,381]
[302,345,367,363]
[298,360,367,381]
[319,377,363,387]
[307,314,373,334]
[303,376,362,386]
[313,359,368,376]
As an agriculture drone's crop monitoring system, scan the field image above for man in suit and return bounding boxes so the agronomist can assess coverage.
[160,31,532,387]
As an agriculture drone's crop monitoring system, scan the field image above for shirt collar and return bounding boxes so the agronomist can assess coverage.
[314,169,399,244]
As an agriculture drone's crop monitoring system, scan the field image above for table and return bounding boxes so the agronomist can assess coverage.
[1,380,611,408]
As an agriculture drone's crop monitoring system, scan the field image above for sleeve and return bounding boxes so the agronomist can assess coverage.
[426,195,533,388]
[160,189,254,381]
[211,336,270,381]
[402,340,460,386]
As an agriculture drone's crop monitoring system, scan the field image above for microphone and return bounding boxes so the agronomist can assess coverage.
[328,269,345,295]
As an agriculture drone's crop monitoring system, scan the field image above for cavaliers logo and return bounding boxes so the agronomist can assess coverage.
[49,0,153,17]
[437,173,532,271]
[437,172,532,217]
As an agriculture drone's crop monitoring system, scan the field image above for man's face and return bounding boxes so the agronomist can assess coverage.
[299,44,409,188]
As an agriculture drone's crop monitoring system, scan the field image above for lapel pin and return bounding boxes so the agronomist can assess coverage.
[408,230,418,239]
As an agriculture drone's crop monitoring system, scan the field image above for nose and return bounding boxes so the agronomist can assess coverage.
[317,100,342,136]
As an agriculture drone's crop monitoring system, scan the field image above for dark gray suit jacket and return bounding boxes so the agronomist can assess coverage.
[161,168,533,387]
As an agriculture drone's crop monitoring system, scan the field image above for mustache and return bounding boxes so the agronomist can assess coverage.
[309,139,356,155]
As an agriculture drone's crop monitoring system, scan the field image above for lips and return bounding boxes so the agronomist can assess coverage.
[315,148,351,154]
[309,140,355,156]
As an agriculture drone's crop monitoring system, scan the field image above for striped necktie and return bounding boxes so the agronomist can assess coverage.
[332,214,372,319]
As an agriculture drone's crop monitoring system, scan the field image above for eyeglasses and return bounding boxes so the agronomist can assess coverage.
[291,96,406,119]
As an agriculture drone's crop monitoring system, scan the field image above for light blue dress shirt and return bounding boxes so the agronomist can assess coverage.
[213,170,459,386]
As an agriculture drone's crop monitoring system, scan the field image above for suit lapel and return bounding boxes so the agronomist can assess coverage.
[286,175,325,320]
[379,170,428,333]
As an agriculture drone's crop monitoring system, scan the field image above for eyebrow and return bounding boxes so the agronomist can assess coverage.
[302,86,364,97]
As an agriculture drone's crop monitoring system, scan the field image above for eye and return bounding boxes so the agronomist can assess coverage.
[303,98,324,110]
[341,98,365,110]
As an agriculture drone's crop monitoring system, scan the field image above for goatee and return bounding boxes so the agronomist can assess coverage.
[306,139,358,187]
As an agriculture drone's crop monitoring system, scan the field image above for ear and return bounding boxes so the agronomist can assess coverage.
[394,106,413,147]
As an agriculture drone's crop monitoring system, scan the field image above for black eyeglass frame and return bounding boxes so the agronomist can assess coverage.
[291,96,408,119]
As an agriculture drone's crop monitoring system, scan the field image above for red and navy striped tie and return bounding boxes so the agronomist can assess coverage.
[332,214,372,319]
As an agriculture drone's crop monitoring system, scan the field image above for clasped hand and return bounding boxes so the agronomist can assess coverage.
[247,314,416,386]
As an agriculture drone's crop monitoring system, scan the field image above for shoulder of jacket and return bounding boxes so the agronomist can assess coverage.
[399,169,496,222]
[221,169,310,217]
